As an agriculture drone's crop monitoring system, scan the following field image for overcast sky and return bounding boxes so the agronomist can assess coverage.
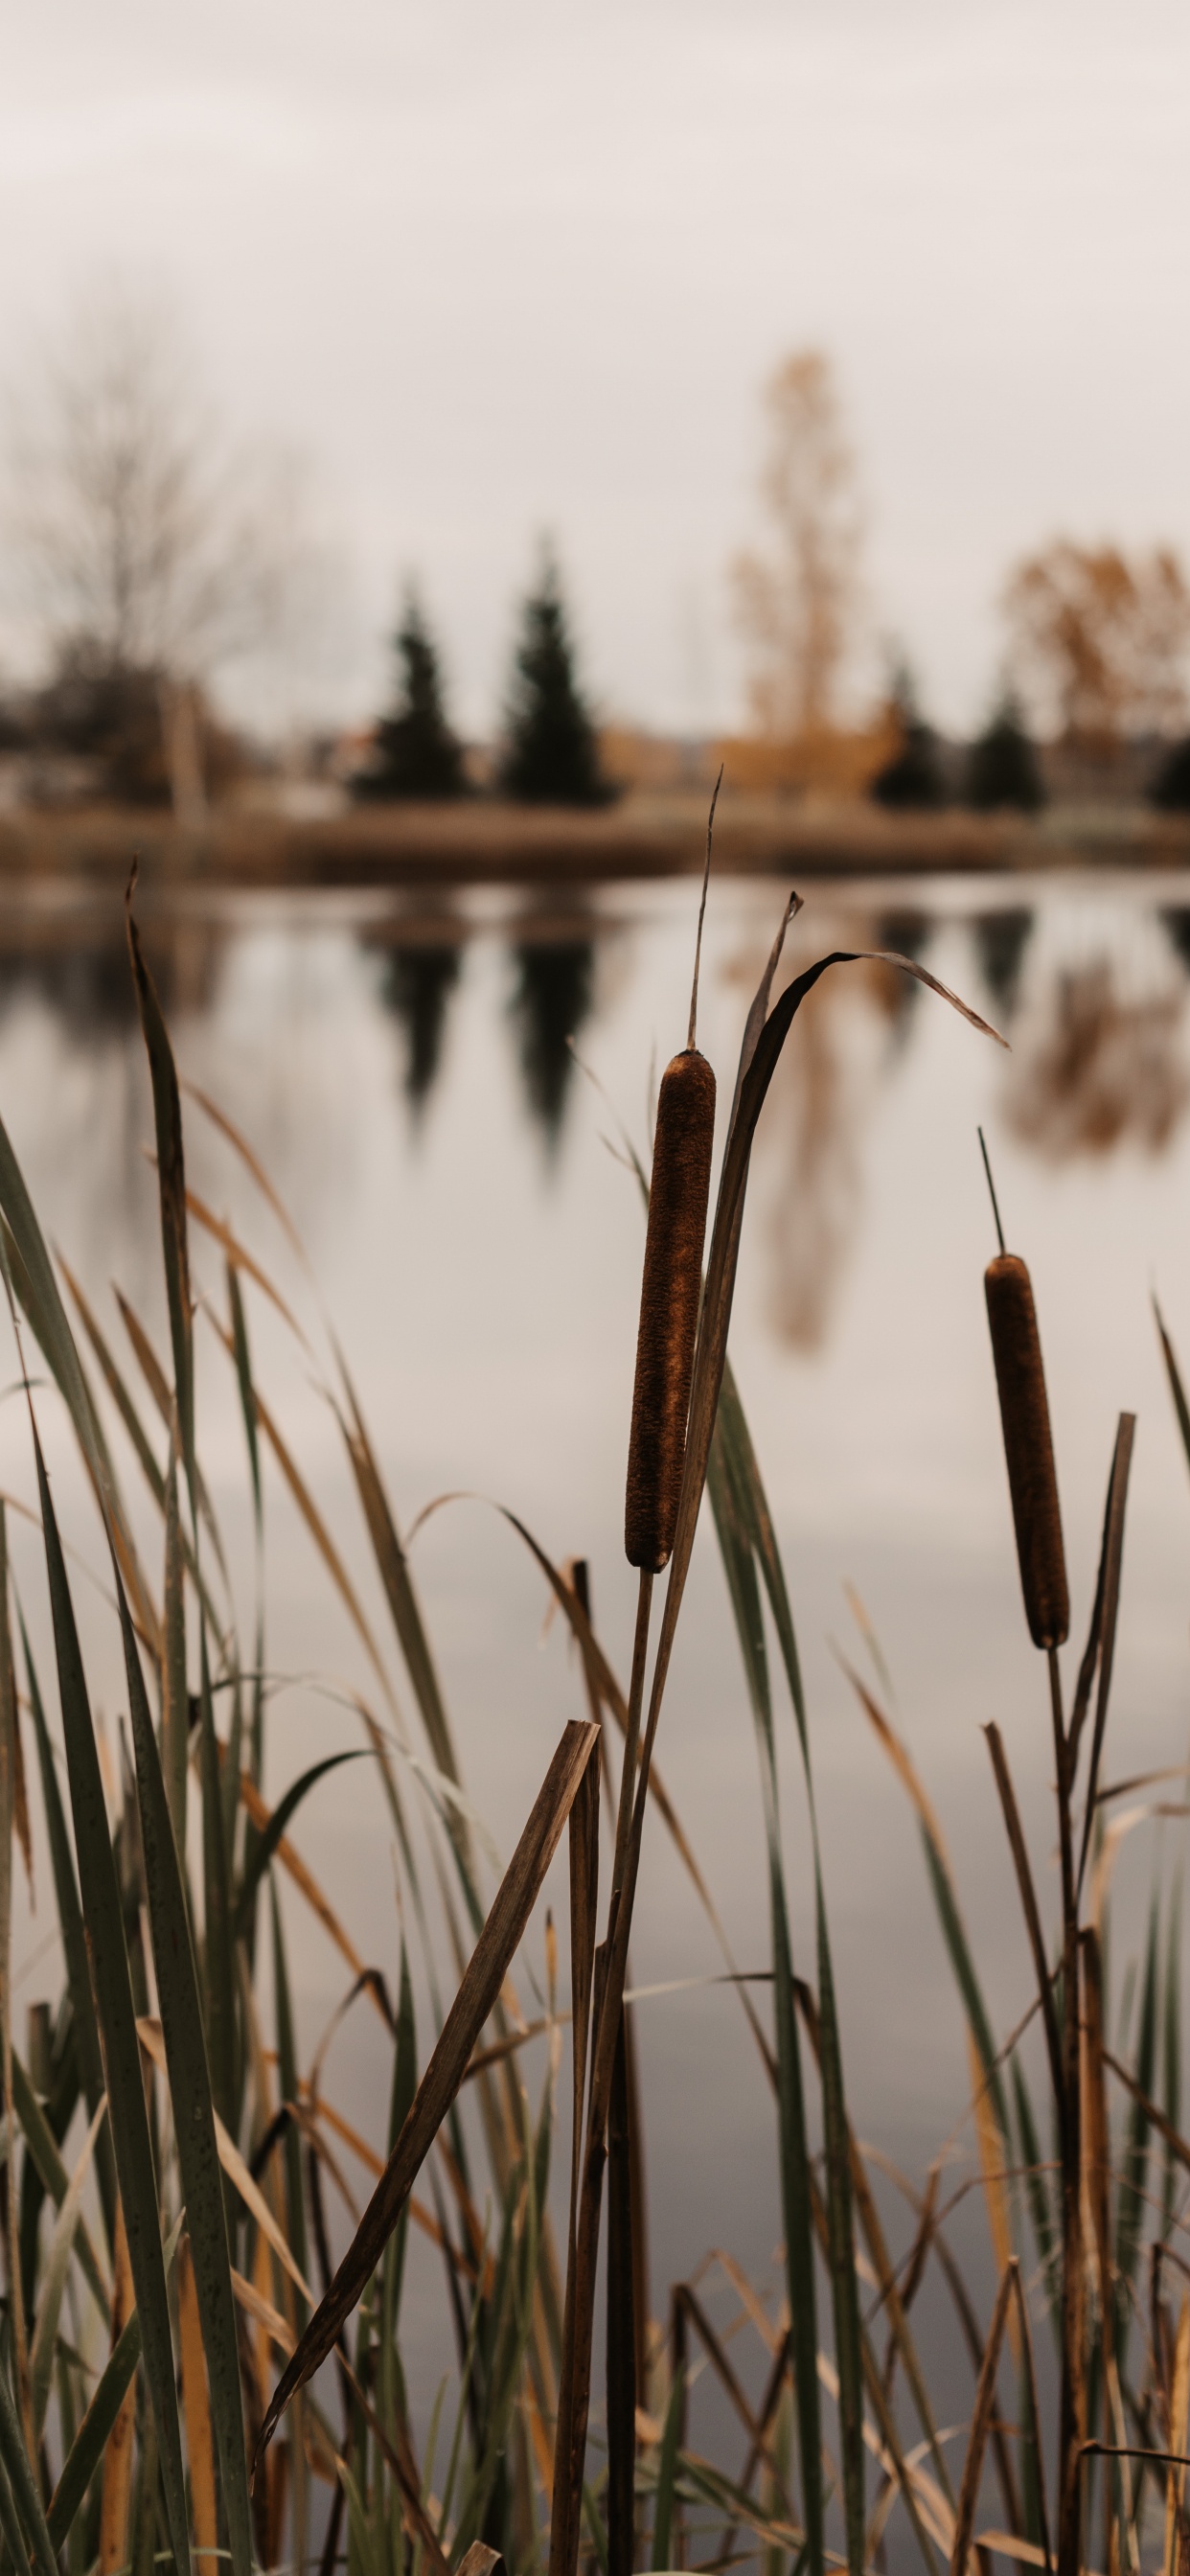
[2,0,1188,737]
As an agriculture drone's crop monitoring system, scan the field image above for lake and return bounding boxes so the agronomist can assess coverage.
[7,861,1190,2457]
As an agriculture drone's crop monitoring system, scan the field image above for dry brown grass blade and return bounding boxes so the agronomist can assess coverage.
[254,1716,599,2469]
[206,1309,396,1708]
[1104,2049,1190,2179]
[178,2234,218,2568]
[238,1773,379,2005]
[232,2267,295,2358]
[99,2201,136,2576]
[180,1080,310,1268]
[1010,2264,1053,2576]
[984,1722,1064,2108]
[136,2017,316,2307]
[949,2262,1016,2576]
[184,1188,310,1349]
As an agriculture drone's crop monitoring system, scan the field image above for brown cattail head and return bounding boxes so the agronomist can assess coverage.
[625,1047,717,1571]
[984,1252,1069,1649]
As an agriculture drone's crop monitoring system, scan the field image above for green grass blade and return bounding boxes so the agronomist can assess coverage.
[1116,1894,1158,2296]
[19,1610,116,2242]
[28,2095,107,2435]
[126,894,195,1496]
[651,2362,685,2571]
[813,1890,864,2576]
[9,2049,109,2319]
[32,1426,191,2576]
[199,1628,235,2130]
[0,2357,58,2576]
[706,1435,823,2576]
[116,1562,253,2576]
[49,2215,184,2555]
[1155,1296,1190,1480]
[162,1442,188,1855]
[235,1751,366,1941]
[270,1877,309,2324]
[227,1261,262,1530]
[1164,1872,1181,2236]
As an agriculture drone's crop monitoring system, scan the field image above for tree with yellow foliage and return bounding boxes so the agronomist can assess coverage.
[732,350,861,748]
[1004,540,1190,756]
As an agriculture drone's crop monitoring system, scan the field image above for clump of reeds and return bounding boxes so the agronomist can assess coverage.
[9,859,1190,2576]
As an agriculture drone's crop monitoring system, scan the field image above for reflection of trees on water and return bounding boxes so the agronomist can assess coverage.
[1002,953,1190,1158]
[378,941,463,1116]
[973,908,1033,1023]
[875,910,932,1044]
[733,914,913,1350]
[0,912,222,1037]
[506,928,595,1155]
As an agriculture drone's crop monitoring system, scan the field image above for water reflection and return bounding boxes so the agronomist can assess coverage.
[376,932,464,1116]
[735,910,917,1350]
[506,913,596,1154]
[1002,950,1190,1157]
[972,908,1034,1024]
[0,908,222,1038]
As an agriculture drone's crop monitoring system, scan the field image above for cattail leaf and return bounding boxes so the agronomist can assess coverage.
[114,1562,253,2576]
[0,2348,58,2576]
[651,2363,685,2572]
[185,1186,309,1346]
[983,1724,1064,2106]
[1156,1293,1190,1480]
[1074,1414,1135,1898]
[606,2007,636,2576]
[269,1877,309,2326]
[161,1438,188,1856]
[126,890,195,1495]
[706,1428,823,2569]
[18,1609,117,2242]
[254,1715,599,2469]
[28,2094,107,2435]
[47,2215,183,2548]
[378,1939,418,2434]
[0,1189,156,1653]
[198,1628,235,2129]
[7,2049,110,2318]
[32,1427,191,2576]
[227,1260,262,1530]
[1116,1897,1158,2293]
[234,1752,366,1942]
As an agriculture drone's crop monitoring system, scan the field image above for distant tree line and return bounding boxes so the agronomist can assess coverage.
[354,545,612,810]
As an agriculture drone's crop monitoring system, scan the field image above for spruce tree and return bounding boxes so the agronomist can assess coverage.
[965,690,1045,812]
[498,550,611,807]
[870,659,946,811]
[355,589,467,800]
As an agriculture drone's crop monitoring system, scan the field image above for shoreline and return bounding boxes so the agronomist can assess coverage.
[1,791,1189,888]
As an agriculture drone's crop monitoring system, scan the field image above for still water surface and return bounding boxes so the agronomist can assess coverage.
[8,865,1190,2421]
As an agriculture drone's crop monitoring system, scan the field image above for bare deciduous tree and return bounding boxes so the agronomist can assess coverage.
[732,349,861,744]
[5,290,317,816]
[1005,540,1190,754]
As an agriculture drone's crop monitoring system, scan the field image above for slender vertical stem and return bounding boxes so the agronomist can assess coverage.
[1049,1644,1084,2576]
[609,1571,653,1922]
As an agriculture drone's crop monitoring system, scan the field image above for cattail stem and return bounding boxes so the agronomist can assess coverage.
[609,1570,653,1921]
[1048,1644,1085,2576]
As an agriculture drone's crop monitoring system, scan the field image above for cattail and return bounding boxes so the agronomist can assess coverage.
[985,1252,1069,1649]
[625,1048,717,1571]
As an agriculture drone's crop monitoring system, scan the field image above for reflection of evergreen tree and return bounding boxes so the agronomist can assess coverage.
[871,659,945,811]
[876,909,931,1038]
[1160,908,1190,976]
[498,551,611,807]
[508,936,595,1150]
[381,942,462,1112]
[965,693,1045,812]
[355,590,467,800]
[973,908,1033,1021]
[1151,738,1190,812]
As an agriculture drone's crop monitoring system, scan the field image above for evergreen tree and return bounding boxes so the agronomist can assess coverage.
[498,550,611,807]
[355,589,467,800]
[870,658,946,811]
[965,690,1045,812]
[1151,736,1190,812]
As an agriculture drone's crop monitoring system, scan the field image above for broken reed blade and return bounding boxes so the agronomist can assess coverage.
[984,1252,1069,1651]
[625,1047,717,1573]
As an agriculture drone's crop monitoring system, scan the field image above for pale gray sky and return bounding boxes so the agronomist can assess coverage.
[1,0,1188,737]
